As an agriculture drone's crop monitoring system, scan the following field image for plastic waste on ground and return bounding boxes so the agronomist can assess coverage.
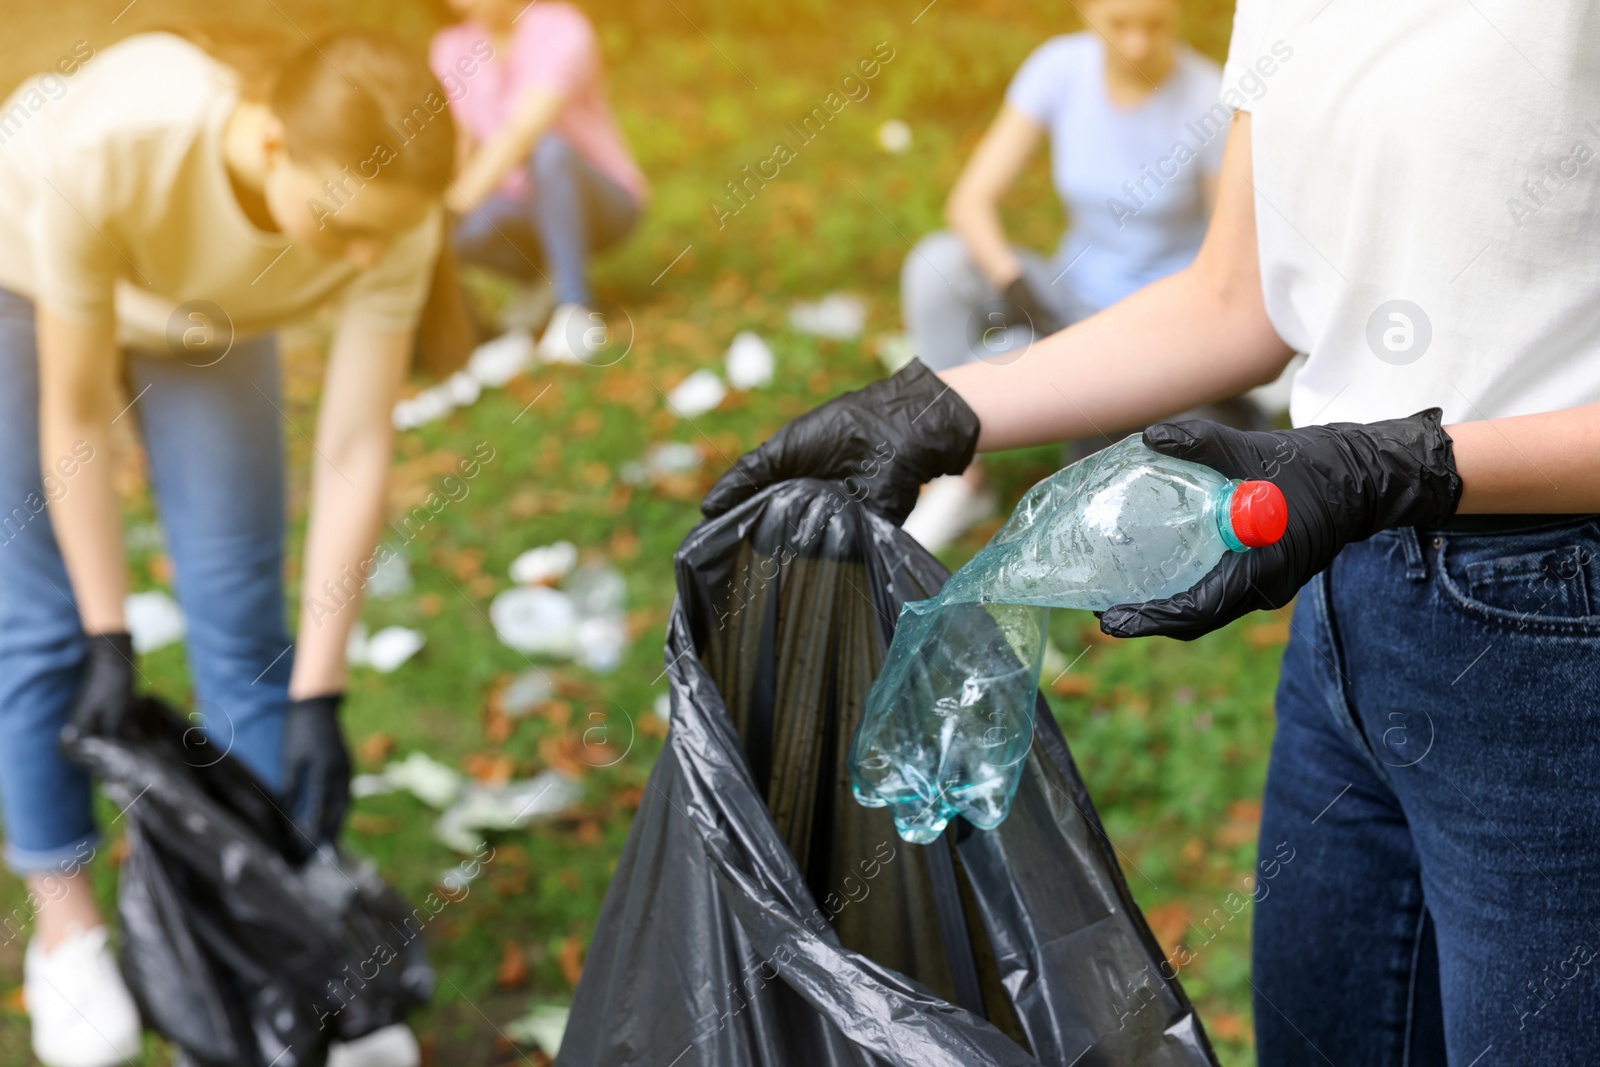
[619,442,703,487]
[510,540,579,585]
[350,752,581,853]
[61,697,432,1066]
[491,563,629,672]
[351,751,463,808]
[666,368,727,418]
[854,436,1287,845]
[558,477,1218,1067]
[393,323,545,430]
[724,330,776,389]
[877,118,913,154]
[874,331,917,374]
[365,551,413,600]
[125,590,185,654]
[505,1004,570,1056]
[346,623,426,674]
[500,669,555,717]
[789,292,868,340]
[431,771,583,853]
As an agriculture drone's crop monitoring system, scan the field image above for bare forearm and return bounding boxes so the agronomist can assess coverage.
[448,87,563,212]
[946,195,1022,288]
[942,266,1293,452]
[1449,406,1600,513]
[290,436,391,697]
[37,311,126,633]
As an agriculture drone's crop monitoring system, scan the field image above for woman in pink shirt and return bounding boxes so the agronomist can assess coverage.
[432,0,648,362]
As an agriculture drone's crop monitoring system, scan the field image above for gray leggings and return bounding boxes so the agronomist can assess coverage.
[900,231,1090,371]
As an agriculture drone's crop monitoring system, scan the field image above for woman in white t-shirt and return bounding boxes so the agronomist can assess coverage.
[900,0,1237,551]
[0,29,450,1067]
[708,2,1600,1062]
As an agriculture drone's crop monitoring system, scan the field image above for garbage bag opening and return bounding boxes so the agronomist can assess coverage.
[561,479,1219,1067]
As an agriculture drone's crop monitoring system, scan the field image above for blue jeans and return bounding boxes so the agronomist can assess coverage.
[1256,518,1600,1064]
[452,134,640,307]
[0,289,292,874]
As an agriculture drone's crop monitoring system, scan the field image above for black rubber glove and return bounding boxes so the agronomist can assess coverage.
[1099,409,1462,641]
[702,358,981,525]
[282,693,353,846]
[61,632,136,744]
[999,276,1067,338]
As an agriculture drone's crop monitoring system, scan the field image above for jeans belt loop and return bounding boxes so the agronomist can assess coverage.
[1398,526,1428,582]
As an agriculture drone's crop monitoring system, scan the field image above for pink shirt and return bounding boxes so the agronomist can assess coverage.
[430,4,648,204]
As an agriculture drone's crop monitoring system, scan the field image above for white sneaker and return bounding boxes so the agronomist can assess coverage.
[328,1024,422,1067]
[24,926,141,1067]
[538,303,606,364]
[902,475,997,554]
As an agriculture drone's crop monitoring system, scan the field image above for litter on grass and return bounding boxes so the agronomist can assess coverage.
[877,119,913,154]
[351,752,581,853]
[126,591,185,654]
[665,369,727,418]
[346,623,426,673]
[510,541,579,586]
[619,442,702,486]
[724,330,775,389]
[501,669,555,717]
[789,292,868,340]
[432,771,583,853]
[874,332,917,374]
[505,1004,570,1056]
[490,565,630,672]
[366,551,413,599]
[352,751,463,808]
[393,326,543,430]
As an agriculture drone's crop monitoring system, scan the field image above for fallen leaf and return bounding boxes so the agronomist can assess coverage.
[1215,799,1263,849]
[416,593,445,617]
[1245,619,1292,648]
[579,461,611,488]
[1143,900,1192,953]
[468,574,499,599]
[571,410,602,437]
[576,820,602,845]
[109,837,129,868]
[616,786,645,812]
[539,733,587,778]
[1050,673,1096,698]
[495,941,528,990]
[557,868,582,893]
[1180,838,1206,868]
[356,732,397,768]
[348,813,399,836]
[4,986,25,1015]
[463,752,515,787]
[1209,1012,1247,1042]
[557,934,585,988]
[148,553,174,585]
[608,527,641,561]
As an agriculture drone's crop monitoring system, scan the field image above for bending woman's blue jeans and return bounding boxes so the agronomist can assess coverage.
[0,289,292,875]
[453,135,640,307]
[1257,518,1600,1064]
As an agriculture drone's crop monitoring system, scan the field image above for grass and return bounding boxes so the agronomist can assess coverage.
[0,1,1280,1063]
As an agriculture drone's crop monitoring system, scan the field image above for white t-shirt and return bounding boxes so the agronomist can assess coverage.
[1006,34,1226,312]
[0,33,440,351]
[1224,0,1600,426]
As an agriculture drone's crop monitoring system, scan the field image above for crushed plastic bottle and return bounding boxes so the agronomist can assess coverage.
[852,435,1287,844]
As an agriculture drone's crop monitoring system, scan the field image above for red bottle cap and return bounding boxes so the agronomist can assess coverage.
[1229,481,1288,548]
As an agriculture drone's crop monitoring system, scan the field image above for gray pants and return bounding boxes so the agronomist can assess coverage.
[900,231,1090,372]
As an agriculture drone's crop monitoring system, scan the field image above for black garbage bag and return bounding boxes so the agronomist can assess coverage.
[61,697,432,1067]
[560,479,1218,1066]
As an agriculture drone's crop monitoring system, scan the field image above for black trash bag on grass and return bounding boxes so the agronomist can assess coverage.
[559,479,1218,1067]
[62,697,431,1067]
